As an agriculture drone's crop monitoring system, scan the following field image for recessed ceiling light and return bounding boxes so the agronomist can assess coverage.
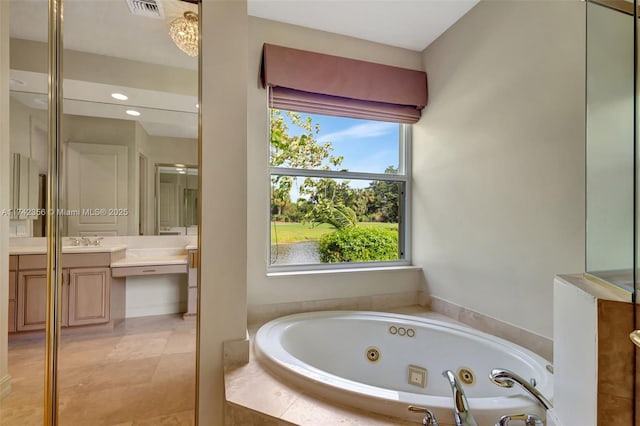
[10,78,26,86]
[126,110,141,117]
[111,93,128,100]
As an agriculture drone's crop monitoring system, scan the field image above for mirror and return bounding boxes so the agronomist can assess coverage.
[9,0,198,237]
[156,163,198,235]
[585,0,635,291]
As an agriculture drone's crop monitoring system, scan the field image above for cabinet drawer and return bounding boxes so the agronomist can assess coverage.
[111,264,186,277]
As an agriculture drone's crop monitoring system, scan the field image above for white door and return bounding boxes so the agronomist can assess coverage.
[66,142,128,236]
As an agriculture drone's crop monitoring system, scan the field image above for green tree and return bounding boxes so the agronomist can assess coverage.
[366,166,401,223]
[270,110,344,220]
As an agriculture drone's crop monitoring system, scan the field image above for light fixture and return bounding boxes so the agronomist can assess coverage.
[126,110,141,117]
[111,93,128,100]
[169,11,198,57]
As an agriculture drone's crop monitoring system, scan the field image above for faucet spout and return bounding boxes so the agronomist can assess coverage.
[442,370,478,426]
[489,369,552,410]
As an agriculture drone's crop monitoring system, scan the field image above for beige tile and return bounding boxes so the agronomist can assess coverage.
[281,393,414,426]
[226,402,295,426]
[163,330,196,355]
[132,410,194,425]
[106,331,170,361]
[152,353,196,393]
[3,314,197,426]
[225,360,300,419]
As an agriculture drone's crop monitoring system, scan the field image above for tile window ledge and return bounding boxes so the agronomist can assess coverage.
[267,265,421,278]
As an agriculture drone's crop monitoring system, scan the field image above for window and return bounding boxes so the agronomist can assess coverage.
[269,109,410,269]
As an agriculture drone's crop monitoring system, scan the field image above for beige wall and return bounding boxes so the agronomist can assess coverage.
[0,0,11,399]
[246,17,424,310]
[198,1,248,425]
[413,0,585,338]
[11,39,197,97]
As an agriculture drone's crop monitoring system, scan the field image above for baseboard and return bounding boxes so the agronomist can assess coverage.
[0,373,11,400]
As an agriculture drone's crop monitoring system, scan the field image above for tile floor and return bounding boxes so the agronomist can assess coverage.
[0,314,196,426]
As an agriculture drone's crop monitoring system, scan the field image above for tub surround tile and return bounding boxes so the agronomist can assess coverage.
[225,332,426,425]
[226,401,296,426]
[247,291,420,325]
[280,393,415,426]
[427,295,553,361]
[224,334,250,367]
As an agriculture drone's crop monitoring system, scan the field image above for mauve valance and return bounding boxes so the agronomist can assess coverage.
[261,43,428,124]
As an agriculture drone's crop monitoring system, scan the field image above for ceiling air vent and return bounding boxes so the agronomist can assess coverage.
[125,0,165,19]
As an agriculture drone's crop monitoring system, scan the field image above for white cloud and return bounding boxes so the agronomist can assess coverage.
[318,121,396,143]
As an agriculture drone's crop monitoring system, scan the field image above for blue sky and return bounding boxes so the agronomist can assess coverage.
[280,111,400,174]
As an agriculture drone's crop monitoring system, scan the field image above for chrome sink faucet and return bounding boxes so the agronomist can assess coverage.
[489,369,552,410]
[442,370,478,426]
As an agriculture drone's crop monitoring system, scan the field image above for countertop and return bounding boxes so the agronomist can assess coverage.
[9,245,128,255]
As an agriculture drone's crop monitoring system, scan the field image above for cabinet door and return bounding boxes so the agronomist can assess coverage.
[8,271,16,332]
[17,269,47,331]
[68,267,110,326]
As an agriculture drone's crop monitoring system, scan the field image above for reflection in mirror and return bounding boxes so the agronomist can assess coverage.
[157,164,198,235]
[4,0,199,424]
[8,0,198,237]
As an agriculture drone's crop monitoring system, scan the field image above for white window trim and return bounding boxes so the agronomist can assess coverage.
[267,123,412,272]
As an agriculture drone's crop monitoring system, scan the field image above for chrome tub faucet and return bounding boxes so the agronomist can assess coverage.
[489,368,552,410]
[442,370,478,426]
[408,405,439,426]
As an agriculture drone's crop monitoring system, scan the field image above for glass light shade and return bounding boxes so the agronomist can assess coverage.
[169,11,198,57]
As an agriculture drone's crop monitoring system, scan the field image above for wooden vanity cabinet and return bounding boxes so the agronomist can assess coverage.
[8,256,17,332]
[14,253,119,332]
[67,267,110,326]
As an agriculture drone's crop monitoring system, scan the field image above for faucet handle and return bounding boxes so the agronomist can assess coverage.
[94,237,104,246]
[408,406,439,426]
[496,413,544,426]
[68,237,81,246]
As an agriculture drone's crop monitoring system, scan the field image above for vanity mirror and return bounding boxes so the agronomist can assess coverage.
[9,0,198,237]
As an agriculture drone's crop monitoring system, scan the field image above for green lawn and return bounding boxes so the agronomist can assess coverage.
[270,222,398,244]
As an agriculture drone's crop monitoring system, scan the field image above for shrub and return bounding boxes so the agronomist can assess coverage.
[319,227,398,263]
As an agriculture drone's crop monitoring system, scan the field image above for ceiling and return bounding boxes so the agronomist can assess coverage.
[8,0,478,139]
[248,0,479,52]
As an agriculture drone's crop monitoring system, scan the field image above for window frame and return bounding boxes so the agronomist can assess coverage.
[267,119,412,272]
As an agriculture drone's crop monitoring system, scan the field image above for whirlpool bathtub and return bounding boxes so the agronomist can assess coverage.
[255,311,553,426]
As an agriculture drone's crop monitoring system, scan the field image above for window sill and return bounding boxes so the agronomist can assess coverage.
[266,264,421,278]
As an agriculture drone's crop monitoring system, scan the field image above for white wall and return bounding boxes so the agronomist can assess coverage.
[199,1,248,425]
[246,17,424,309]
[0,0,11,399]
[413,0,585,338]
